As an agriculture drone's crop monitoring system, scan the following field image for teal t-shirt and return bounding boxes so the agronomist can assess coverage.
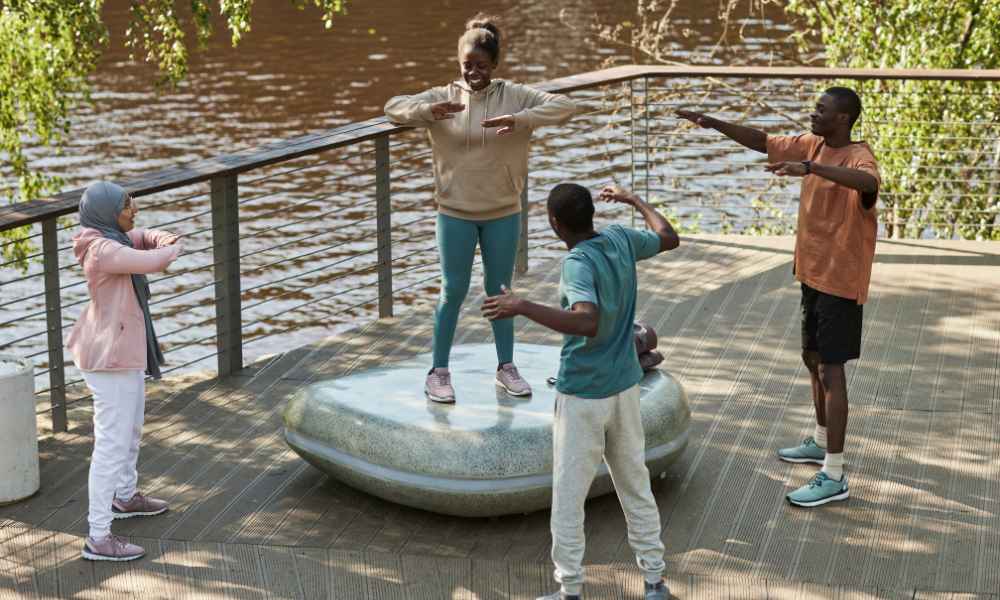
[556,224,661,399]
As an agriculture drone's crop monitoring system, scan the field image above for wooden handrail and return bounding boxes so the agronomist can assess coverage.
[534,65,1000,92]
[3,64,999,232]
[0,117,404,232]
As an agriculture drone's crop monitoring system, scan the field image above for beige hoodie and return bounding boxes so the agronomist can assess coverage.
[385,79,577,221]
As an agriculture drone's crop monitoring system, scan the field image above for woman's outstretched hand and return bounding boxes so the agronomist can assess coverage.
[430,101,466,120]
[482,114,516,135]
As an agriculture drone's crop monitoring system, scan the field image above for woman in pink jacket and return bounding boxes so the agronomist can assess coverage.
[67,181,181,562]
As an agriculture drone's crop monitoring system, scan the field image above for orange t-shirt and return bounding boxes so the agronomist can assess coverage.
[767,133,880,304]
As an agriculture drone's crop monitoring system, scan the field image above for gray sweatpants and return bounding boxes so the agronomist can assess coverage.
[550,384,666,595]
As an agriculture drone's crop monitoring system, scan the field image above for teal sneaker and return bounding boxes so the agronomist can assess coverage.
[777,436,826,465]
[786,471,849,507]
[535,592,581,600]
[644,580,672,599]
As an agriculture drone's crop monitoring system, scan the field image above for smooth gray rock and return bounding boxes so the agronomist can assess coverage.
[283,343,690,517]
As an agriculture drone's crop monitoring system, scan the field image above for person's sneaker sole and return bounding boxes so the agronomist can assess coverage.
[777,455,824,465]
[787,489,849,507]
[112,506,168,520]
[494,378,532,397]
[425,388,456,404]
[81,548,145,562]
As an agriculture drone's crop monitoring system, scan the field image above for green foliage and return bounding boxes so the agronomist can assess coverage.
[658,202,703,235]
[0,1,105,264]
[126,0,347,85]
[744,197,795,236]
[1,0,347,267]
[784,0,1000,239]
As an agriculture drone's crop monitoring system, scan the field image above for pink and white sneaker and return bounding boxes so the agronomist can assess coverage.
[112,492,168,519]
[81,534,145,562]
[496,363,532,396]
[425,368,456,403]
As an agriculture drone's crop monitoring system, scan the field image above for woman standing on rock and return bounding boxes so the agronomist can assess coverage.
[385,13,577,404]
[67,182,181,561]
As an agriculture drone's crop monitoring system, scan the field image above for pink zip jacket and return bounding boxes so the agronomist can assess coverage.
[67,227,181,372]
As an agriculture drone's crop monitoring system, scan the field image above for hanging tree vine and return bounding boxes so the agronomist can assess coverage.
[0,0,347,267]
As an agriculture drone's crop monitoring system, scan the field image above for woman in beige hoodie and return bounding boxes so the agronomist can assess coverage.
[385,13,577,404]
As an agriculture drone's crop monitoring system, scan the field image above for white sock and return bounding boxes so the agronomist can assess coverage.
[823,452,844,480]
[814,425,828,449]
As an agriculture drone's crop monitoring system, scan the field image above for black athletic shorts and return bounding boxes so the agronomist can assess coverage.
[800,283,863,364]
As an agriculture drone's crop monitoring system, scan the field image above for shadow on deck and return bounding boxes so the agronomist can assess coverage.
[3,235,999,599]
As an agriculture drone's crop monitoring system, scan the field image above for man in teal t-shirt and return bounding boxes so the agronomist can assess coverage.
[557,221,658,399]
[482,183,679,600]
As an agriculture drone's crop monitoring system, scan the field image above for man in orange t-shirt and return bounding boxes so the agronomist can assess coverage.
[678,87,880,508]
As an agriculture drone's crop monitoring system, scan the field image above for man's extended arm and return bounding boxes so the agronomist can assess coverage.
[509,299,599,338]
[482,288,599,337]
[766,161,879,209]
[676,109,767,153]
[812,163,879,205]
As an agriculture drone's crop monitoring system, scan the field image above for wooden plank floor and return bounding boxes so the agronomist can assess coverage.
[2,235,998,599]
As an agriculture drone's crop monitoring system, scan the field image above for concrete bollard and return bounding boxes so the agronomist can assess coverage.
[0,355,39,504]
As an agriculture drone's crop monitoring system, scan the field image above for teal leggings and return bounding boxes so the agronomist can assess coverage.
[433,212,520,368]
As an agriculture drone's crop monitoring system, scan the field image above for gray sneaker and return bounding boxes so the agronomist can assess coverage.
[425,368,456,403]
[777,436,826,465]
[496,363,532,396]
[81,534,145,562]
[645,579,671,600]
[112,491,168,519]
[536,592,581,600]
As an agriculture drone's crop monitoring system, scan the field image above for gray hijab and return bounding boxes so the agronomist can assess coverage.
[79,182,165,379]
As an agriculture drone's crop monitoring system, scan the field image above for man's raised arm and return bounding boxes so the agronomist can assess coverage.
[598,186,679,253]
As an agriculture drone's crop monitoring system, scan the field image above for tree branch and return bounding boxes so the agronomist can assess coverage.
[955,0,981,67]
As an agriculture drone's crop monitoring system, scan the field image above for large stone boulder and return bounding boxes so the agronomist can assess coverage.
[283,343,690,517]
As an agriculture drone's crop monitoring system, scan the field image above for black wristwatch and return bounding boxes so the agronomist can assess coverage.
[801,160,812,174]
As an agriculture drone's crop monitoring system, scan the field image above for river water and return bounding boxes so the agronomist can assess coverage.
[1,0,806,393]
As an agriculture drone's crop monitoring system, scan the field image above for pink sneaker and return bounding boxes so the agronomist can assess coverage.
[81,534,145,562]
[496,363,532,396]
[425,368,456,403]
[112,491,168,520]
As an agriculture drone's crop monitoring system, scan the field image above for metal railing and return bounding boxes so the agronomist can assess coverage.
[1,65,998,432]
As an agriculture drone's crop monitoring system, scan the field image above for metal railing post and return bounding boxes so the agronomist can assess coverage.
[630,79,637,228]
[42,218,67,432]
[211,174,242,376]
[643,75,650,208]
[516,172,529,275]
[375,135,393,318]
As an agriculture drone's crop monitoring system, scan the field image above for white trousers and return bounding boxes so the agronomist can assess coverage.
[551,384,666,595]
[81,369,146,538]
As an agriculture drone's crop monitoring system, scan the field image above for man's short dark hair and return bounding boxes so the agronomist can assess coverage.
[547,183,594,234]
[825,86,862,128]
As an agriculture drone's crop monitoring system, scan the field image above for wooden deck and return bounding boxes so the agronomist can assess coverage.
[2,235,999,599]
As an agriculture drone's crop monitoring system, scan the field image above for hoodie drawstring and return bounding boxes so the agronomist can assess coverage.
[482,90,488,149]
[460,80,499,151]
[465,87,470,153]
